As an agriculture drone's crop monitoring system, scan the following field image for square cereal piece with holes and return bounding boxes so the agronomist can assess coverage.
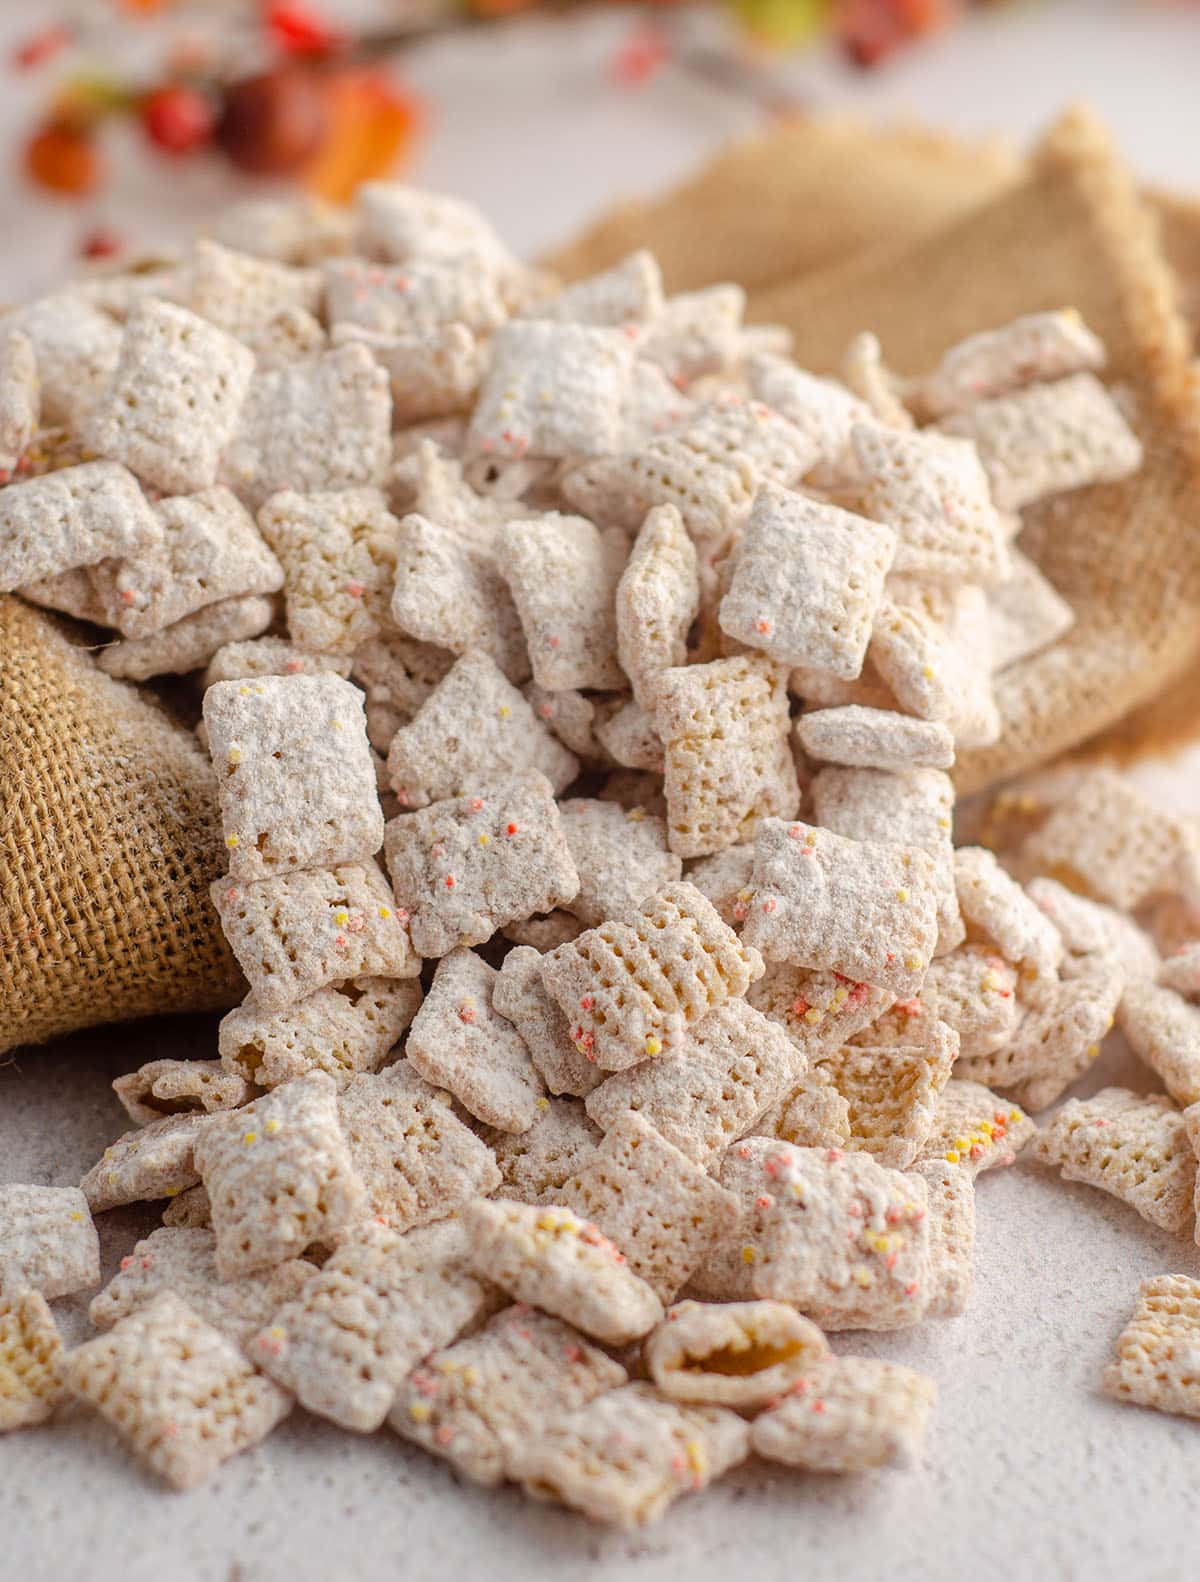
[585,999,800,1166]
[18,563,109,624]
[908,943,1020,1060]
[524,684,609,762]
[468,321,634,461]
[352,628,454,747]
[7,291,122,425]
[187,239,322,343]
[617,360,695,448]
[917,1080,1034,1178]
[333,322,483,424]
[656,654,799,860]
[515,1380,749,1528]
[747,964,894,1059]
[495,515,627,691]
[1160,945,1200,1001]
[204,673,382,879]
[557,798,682,928]
[113,1060,255,1126]
[1033,1089,1195,1236]
[384,772,579,958]
[685,843,755,929]
[80,1115,210,1213]
[62,1291,291,1491]
[194,1071,366,1279]
[212,862,417,1013]
[324,256,507,339]
[463,1200,663,1345]
[644,1299,827,1411]
[389,1304,626,1486]
[850,423,1008,585]
[405,950,545,1132]
[222,343,391,511]
[86,300,254,495]
[758,1068,853,1154]
[208,194,350,264]
[494,948,604,1099]
[795,707,955,773]
[258,487,400,655]
[909,1158,975,1318]
[205,637,353,688]
[1021,770,1188,913]
[390,512,529,683]
[1104,1275,1200,1420]
[616,504,700,711]
[0,1290,65,1433]
[0,1186,99,1301]
[747,354,870,480]
[986,548,1075,671]
[742,819,939,1000]
[869,581,999,748]
[959,972,1121,1110]
[936,371,1142,510]
[0,461,162,593]
[638,284,746,383]
[251,1219,495,1432]
[813,1028,956,1170]
[540,880,763,1071]
[338,1063,501,1228]
[1029,877,1160,983]
[97,593,275,682]
[385,652,577,810]
[354,183,513,270]
[719,485,897,677]
[594,699,662,773]
[954,846,1064,975]
[558,1110,740,1302]
[751,1356,935,1473]
[481,1097,602,1200]
[219,977,421,1090]
[524,250,663,328]
[88,1226,311,1348]
[916,309,1106,419]
[1119,983,1200,1108]
[0,329,38,476]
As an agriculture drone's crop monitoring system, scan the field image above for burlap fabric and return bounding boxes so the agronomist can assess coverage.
[0,596,244,1054]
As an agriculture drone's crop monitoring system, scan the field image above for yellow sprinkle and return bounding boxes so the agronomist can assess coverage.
[225,834,240,849]
[498,705,511,719]
[461,1366,481,1386]
[804,1007,824,1025]
[242,1131,258,1145]
[379,906,391,919]
[944,1150,960,1164]
[644,1036,662,1057]
[478,833,491,846]
[832,987,848,1007]
[227,747,242,765]
[265,1118,281,1135]
[238,686,252,696]
[535,1097,549,1111]
[331,718,344,730]
[853,1267,874,1288]
[268,1326,286,1341]
[685,1440,707,1477]
[333,910,350,925]
[1009,1109,1022,1121]
[937,817,951,830]
[741,1246,757,1265]
[953,1137,970,1153]
[905,955,924,972]
[626,808,646,822]
[896,888,908,903]
[69,1212,83,1222]
[1087,1043,1100,1060]
[408,1402,431,1423]
[921,665,935,679]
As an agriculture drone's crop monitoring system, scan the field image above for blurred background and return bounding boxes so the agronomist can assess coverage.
[1,0,1197,298]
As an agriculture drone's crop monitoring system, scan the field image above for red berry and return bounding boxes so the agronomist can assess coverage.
[266,1,342,56]
[12,26,70,71]
[80,227,122,261]
[25,123,102,197]
[215,69,328,176]
[141,84,215,155]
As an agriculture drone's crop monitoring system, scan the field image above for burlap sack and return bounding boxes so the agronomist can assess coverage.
[0,596,244,1055]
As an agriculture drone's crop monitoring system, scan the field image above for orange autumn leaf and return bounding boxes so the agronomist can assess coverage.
[302,70,421,205]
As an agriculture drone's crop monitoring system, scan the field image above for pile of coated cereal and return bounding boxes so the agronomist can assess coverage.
[4,183,1200,1524]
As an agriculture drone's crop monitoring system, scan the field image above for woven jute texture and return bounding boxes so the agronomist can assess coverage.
[0,596,244,1055]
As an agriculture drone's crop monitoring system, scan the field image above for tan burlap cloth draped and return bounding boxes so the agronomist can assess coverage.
[2,106,1198,1053]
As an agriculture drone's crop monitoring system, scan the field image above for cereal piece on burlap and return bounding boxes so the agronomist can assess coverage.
[961,972,1121,1111]
[222,343,391,510]
[0,329,38,476]
[204,637,353,688]
[0,461,162,593]
[80,1114,210,1213]
[406,950,545,1131]
[17,563,110,624]
[644,1299,827,1409]
[385,652,577,809]
[1117,982,1200,1109]
[1103,1275,1200,1420]
[324,256,507,339]
[615,504,700,710]
[390,1305,626,1486]
[1021,770,1188,912]
[493,947,603,1098]
[389,511,529,682]
[841,332,913,429]
[6,291,122,424]
[0,1186,99,1299]
[558,1111,739,1301]
[463,1200,663,1344]
[718,484,897,676]
[936,371,1142,510]
[495,514,626,691]
[907,943,1020,1060]
[747,964,893,1059]
[525,250,663,327]
[212,861,417,1011]
[516,1380,748,1527]
[917,1080,1034,1177]
[750,1356,935,1473]
[113,1059,255,1126]
[685,843,755,928]
[204,673,382,879]
[162,1186,211,1229]
[742,819,938,1000]
[86,300,254,494]
[218,978,421,1090]
[656,655,798,860]
[210,194,351,265]
[338,1063,501,1228]
[257,487,399,655]
[986,548,1076,671]
[541,881,762,1070]
[1034,1089,1196,1234]
[88,1226,310,1347]
[813,1028,957,1169]
[910,1158,975,1318]
[0,1291,65,1433]
[98,592,275,681]
[869,581,1000,748]
[195,1071,365,1278]
[334,322,482,423]
[482,1098,602,1200]
[468,321,634,461]
[501,911,584,951]
[916,309,1106,418]
[557,798,681,928]
[795,706,955,773]
[584,999,801,1166]
[384,773,578,957]
[251,1219,495,1432]
[1161,945,1200,1000]
[63,1292,291,1490]
[953,846,1063,975]
[850,423,1008,585]
[187,239,322,341]
[594,699,663,772]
